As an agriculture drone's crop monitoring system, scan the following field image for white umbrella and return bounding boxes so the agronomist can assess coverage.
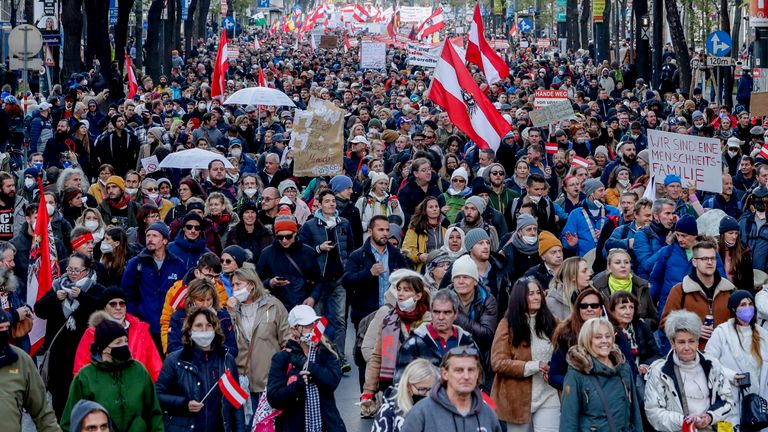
[696,209,727,237]
[223,87,296,107]
[158,148,234,169]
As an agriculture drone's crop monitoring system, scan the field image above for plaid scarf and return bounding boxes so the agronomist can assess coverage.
[305,345,322,432]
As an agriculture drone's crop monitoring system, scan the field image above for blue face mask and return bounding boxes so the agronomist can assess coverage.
[361,165,369,176]
[737,306,756,324]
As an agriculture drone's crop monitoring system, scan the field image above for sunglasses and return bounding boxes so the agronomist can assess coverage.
[490,171,504,176]
[578,303,602,310]
[108,300,126,308]
[184,224,202,231]
[276,233,294,240]
[221,258,235,264]
[447,346,479,356]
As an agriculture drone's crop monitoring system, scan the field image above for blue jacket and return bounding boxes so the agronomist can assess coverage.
[298,214,354,279]
[27,110,52,153]
[561,203,620,256]
[604,221,638,258]
[167,231,212,274]
[167,308,238,357]
[122,248,186,334]
[649,242,727,317]
[238,154,257,175]
[740,211,768,271]
[341,239,410,326]
[738,75,754,102]
[600,159,645,185]
[256,239,322,310]
[633,222,669,279]
[703,194,742,219]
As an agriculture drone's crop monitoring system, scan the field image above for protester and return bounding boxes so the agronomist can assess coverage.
[593,248,657,328]
[546,257,593,321]
[372,358,440,432]
[402,196,447,272]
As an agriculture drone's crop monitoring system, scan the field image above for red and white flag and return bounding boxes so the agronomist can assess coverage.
[218,370,249,408]
[253,37,261,50]
[353,4,370,22]
[124,53,138,99]
[545,143,559,154]
[571,156,589,167]
[466,3,509,84]
[344,34,352,52]
[509,22,519,37]
[170,286,188,310]
[26,177,60,355]
[760,144,768,160]
[258,68,266,87]
[429,41,511,152]
[311,316,328,344]
[387,3,400,39]
[416,7,444,39]
[210,28,229,100]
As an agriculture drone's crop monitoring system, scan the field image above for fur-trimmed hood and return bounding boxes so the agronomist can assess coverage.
[566,344,626,374]
[88,310,117,328]
[0,267,18,293]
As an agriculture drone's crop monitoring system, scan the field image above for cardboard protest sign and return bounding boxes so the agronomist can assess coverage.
[647,129,723,193]
[290,98,345,177]
[406,42,441,68]
[360,41,386,69]
[529,100,575,127]
[141,156,160,173]
[319,35,338,49]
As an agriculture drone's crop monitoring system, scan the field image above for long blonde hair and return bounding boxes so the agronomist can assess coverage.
[231,267,267,303]
[550,257,586,309]
[396,359,440,413]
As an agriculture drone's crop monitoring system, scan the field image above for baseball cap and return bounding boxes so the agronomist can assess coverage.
[288,305,320,327]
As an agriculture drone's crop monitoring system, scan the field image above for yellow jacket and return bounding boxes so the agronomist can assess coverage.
[160,278,229,353]
[88,183,106,204]
[402,227,446,273]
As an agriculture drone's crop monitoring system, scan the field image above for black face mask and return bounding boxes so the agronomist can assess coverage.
[110,345,131,362]
[411,394,427,405]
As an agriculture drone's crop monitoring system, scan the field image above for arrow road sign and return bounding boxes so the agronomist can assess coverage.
[518,18,532,33]
[706,31,731,57]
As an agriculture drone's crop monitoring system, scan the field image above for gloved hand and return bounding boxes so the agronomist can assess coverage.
[360,394,378,418]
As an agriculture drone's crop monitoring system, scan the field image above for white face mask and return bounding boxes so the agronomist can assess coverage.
[758,211,766,220]
[243,188,258,198]
[100,242,113,254]
[84,220,99,231]
[46,203,55,216]
[522,235,538,245]
[230,148,242,158]
[233,288,250,302]
[397,297,416,312]
[299,332,314,345]
[125,188,138,196]
[528,195,542,204]
[618,179,630,187]
[191,330,216,347]
[24,178,36,189]
[728,149,739,157]
[148,193,159,201]
[724,239,736,248]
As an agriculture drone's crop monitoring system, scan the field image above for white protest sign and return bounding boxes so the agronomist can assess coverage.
[141,155,160,173]
[533,89,569,108]
[406,42,441,67]
[529,100,575,127]
[360,41,386,69]
[647,129,723,193]
[400,6,432,22]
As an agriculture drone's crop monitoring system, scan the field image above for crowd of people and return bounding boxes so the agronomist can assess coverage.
[1,16,768,432]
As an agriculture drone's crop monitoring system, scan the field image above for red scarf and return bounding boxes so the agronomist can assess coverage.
[210,213,232,225]
[107,193,132,210]
[395,301,429,324]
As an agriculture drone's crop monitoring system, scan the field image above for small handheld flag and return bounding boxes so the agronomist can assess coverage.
[311,316,328,344]
[170,286,188,310]
[571,156,589,168]
[215,370,249,408]
[545,143,558,155]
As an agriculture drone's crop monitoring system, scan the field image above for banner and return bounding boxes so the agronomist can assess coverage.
[400,6,433,22]
[556,0,567,22]
[533,89,569,108]
[182,0,191,20]
[407,42,441,67]
[291,98,345,177]
[360,41,386,69]
[751,0,768,27]
[529,100,575,127]
[34,0,59,31]
[647,130,723,193]
[593,0,606,22]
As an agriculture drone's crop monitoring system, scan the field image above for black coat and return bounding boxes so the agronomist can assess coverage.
[256,240,322,310]
[224,222,273,264]
[267,340,346,432]
[524,263,554,291]
[336,196,363,249]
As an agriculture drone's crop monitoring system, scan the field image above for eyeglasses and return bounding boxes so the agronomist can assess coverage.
[108,300,126,308]
[452,178,466,183]
[694,256,717,262]
[66,267,86,274]
[411,385,432,394]
[144,187,158,192]
[578,303,602,310]
[184,224,202,231]
[201,272,221,280]
[490,171,504,176]
[276,233,295,241]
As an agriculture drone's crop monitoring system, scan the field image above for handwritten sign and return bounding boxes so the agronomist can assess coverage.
[529,100,575,127]
[534,89,569,108]
[141,155,160,173]
[319,35,338,49]
[290,98,344,177]
[648,130,723,193]
[400,6,432,22]
[360,41,386,69]
[406,42,441,68]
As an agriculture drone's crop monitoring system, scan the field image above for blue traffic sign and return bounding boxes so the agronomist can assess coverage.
[222,16,236,31]
[518,18,533,33]
[706,31,731,57]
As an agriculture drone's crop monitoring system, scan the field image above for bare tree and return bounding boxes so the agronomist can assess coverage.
[567,0,580,50]
[580,0,591,49]
[61,0,83,79]
[665,0,692,94]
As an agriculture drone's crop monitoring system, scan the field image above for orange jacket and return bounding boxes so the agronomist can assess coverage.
[160,278,229,353]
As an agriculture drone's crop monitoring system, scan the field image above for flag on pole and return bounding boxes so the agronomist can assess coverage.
[210,28,229,100]
[386,3,400,39]
[253,37,261,50]
[217,370,249,408]
[509,22,519,37]
[124,54,138,99]
[311,316,328,344]
[26,177,60,355]
[466,3,509,84]
[416,8,444,39]
[545,143,558,154]
[353,4,370,22]
[571,156,589,167]
[428,40,510,152]
[344,33,352,52]
[258,68,266,87]
[170,286,188,310]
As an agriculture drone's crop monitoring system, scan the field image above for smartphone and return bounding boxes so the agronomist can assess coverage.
[738,372,751,388]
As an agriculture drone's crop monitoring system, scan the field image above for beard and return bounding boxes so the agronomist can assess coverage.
[0,190,14,204]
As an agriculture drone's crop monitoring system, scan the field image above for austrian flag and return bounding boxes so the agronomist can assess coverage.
[466,3,509,84]
[571,156,589,167]
[170,286,188,310]
[545,143,559,154]
[760,144,768,160]
[218,370,249,408]
[312,316,328,344]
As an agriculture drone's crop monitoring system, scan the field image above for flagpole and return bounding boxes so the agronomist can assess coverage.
[200,381,218,404]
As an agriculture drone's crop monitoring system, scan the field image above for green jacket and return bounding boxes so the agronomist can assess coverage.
[61,359,164,432]
[439,191,469,223]
[0,345,60,432]
[487,187,518,215]
[560,345,643,432]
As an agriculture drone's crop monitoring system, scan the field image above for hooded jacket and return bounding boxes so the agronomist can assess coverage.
[0,344,60,432]
[69,400,112,432]
[399,385,502,432]
[167,230,212,274]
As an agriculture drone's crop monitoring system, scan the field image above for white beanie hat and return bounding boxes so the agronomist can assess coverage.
[369,171,389,187]
[451,255,479,282]
[451,167,468,183]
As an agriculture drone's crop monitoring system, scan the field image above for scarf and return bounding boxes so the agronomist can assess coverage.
[608,274,633,293]
[210,213,232,225]
[510,231,539,255]
[380,309,402,382]
[446,186,472,197]
[313,209,338,229]
[305,344,322,432]
[58,274,96,330]
[107,193,132,210]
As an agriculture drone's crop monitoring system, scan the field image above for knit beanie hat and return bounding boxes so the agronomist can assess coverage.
[90,311,127,356]
[583,178,604,198]
[239,199,259,216]
[329,175,353,194]
[273,206,298,233]
[464,227,490,252]
[369,171,389,187]
[451,255,479,281]
[465,195,486,214]
[675,215,698,236]
[451,167,468,183]
[516,213,537,232]
[719,215,740,234]
[222,245,248,267]
[278,179,298,196]
[106,175,125,192]
[183,212,204,226]
[100,286,127,309]
[538,230,562,256]
[728,290,754,312]
[664,174,682,187]
[146,222,170,240]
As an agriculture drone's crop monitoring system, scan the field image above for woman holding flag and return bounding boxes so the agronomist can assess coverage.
[156,307,246,432]
[267,304,346,432]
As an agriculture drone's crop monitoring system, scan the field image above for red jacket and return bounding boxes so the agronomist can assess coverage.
[72,313,163,381]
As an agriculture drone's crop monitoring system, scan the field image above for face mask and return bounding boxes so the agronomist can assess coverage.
[398,297,416,312]
[412,394,427,404]
[724,239,736,248]
[46,203,55,216]
[85,220,99,231]
[233,288,250,302]
[198,103,207,110]
[244,188,258,198]
[125,188,138,196]
[737,306,756,324]
[528,195,542,204]
[522,235,537,245]
[191,330,216,347]
[100,242,113,254]
[577,137,587,143]
[756,201,766,213]
[728,149,739,157]
[24,178,36,189]
[299,332,314,345]
[109,344,131,362]
[759,211,767,220]
[618,179,630,187]
[230,148,242,158]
